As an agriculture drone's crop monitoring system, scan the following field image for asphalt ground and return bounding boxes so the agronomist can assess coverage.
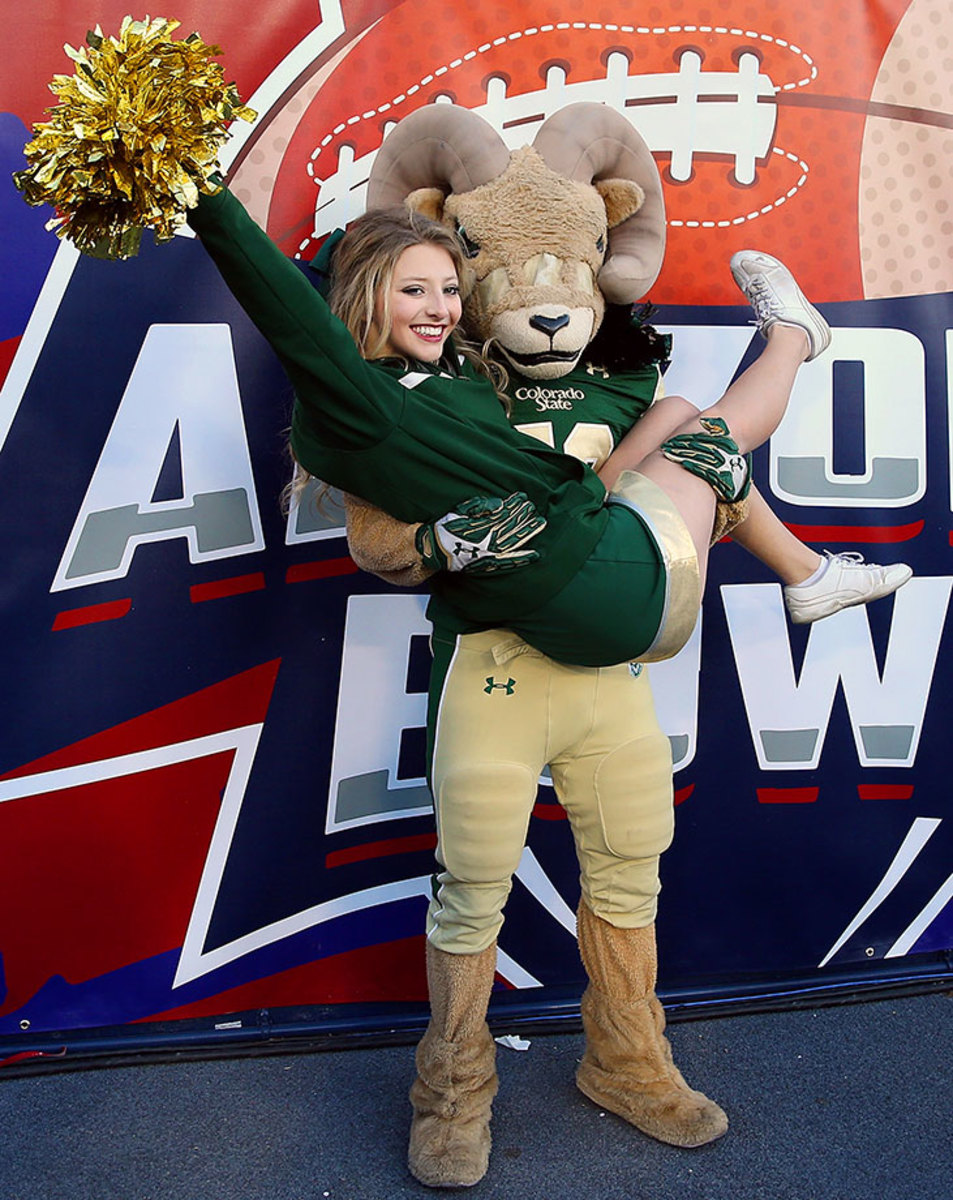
[1,991,951,1200]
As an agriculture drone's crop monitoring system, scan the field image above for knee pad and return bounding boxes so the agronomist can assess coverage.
[593,733,675,859]
[661,415,751,502]
[435,761,538,884]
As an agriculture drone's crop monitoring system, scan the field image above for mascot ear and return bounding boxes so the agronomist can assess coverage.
[405,187,447,221]
[595,178,645,229]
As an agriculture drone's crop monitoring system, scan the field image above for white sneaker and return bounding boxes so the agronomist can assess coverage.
[730,250,832,361]
[784,552,912,624]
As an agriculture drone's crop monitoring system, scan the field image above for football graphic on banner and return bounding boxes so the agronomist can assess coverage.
[229,0,952,303]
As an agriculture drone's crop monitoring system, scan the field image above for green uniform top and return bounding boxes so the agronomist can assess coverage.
[507,366,659,467]
[188,187,621,626]
[428,360,663,636]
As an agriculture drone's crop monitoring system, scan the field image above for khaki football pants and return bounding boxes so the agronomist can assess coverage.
[426,628,675,953]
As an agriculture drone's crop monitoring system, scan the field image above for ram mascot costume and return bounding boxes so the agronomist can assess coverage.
[340,103,729,1188]
[14,36,725,1184]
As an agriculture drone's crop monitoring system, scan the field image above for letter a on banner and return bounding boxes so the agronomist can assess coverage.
[52,324,264,591]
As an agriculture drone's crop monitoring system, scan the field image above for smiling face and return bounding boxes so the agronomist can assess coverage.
[371,243,463,362]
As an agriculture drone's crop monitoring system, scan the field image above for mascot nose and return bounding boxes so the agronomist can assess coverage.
[529,313,570,338]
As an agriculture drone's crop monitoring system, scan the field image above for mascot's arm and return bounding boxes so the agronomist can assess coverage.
[344,495,434,587]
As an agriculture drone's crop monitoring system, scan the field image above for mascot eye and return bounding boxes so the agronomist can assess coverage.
[456,225,481,259]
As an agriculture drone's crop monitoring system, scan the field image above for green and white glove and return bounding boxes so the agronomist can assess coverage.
[415,493,547,574]
[660,415,752,503]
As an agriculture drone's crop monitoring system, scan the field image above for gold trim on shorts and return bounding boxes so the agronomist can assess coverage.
[607,469,701,662]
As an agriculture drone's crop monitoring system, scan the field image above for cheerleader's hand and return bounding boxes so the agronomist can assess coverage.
[415,493,547,574]
[13,18,255,259]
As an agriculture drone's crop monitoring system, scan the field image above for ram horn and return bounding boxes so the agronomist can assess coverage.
[532,103,666,303]
[366,104,511,209]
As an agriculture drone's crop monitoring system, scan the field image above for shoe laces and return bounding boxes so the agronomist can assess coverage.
[744,276,776,324]
[824,550,866,568]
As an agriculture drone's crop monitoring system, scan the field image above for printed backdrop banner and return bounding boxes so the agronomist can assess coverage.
[1,0,951,1052]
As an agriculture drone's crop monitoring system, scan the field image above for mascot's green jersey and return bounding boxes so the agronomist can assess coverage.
[428,362,663,637]
[507,368,660,468]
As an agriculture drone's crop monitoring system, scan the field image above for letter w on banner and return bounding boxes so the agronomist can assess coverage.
[722,578,952,771]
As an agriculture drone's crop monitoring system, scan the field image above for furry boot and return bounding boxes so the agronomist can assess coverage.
[575,901,728,1147]
[408,940,499,1188]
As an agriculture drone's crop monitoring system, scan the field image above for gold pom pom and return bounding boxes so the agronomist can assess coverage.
[13,16,256,258]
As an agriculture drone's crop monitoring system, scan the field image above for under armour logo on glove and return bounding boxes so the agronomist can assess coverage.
[415,492,547,574]
[660,415,752,503]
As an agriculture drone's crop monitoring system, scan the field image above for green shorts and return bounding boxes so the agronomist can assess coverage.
[512,471,700,667]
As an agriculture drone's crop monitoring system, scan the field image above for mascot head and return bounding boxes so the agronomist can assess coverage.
[366,102,666,380]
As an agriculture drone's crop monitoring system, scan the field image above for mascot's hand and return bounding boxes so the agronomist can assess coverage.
[415,493,547,574]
